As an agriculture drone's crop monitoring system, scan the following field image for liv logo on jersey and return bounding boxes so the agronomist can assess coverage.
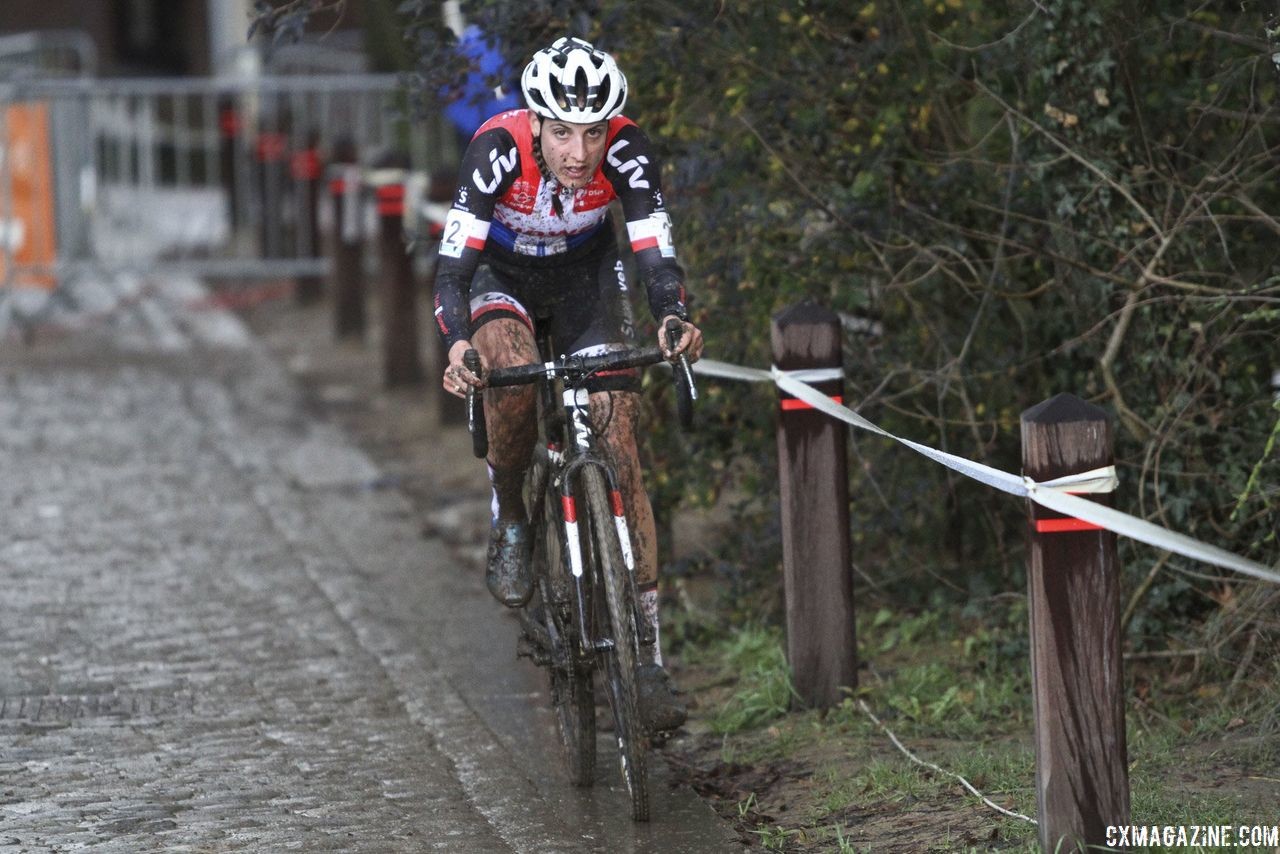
[473,145,518,194]
[607,138,650,189]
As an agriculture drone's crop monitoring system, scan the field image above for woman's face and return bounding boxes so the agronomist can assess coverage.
[531,114,609,190]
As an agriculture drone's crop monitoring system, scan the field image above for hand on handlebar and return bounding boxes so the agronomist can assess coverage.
[658,316,704,362]
[444,340,486,398]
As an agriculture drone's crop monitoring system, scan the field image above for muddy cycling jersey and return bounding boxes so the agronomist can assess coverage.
[433,109,687,350]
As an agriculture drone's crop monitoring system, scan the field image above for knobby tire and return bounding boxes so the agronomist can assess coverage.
[581,466,649,821]
[529,456,595,786]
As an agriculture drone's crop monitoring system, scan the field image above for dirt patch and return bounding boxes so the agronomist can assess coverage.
[657,676,1035,852]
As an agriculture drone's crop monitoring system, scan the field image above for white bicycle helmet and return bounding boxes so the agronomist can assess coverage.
[521,37,628,123]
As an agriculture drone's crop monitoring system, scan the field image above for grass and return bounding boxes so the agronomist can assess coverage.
[685,624,798,735]
[676,600,1280,852]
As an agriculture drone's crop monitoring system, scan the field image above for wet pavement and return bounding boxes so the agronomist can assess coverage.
[0,279,739,852]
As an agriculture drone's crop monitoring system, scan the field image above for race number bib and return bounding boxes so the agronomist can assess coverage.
[439,209,490,258]
[626,212,676,259]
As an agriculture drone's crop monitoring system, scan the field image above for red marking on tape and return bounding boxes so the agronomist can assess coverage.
[329,179,347,195]
[630,237,658,253]
[610,490,626,518]
[561,495,577,524]
[781,395,843,411]
[465,235,486,251]
[1035,518,1105,533]
[376,185,405,216]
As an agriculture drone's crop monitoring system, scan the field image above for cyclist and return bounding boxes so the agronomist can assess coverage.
[433,36,703,733]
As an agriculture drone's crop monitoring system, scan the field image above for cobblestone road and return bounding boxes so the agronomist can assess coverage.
[0,286,737,852]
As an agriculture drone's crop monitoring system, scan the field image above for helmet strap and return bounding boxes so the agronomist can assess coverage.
[530,122,554,183]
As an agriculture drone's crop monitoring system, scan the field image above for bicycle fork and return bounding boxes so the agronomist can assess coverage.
[558,387,640,652]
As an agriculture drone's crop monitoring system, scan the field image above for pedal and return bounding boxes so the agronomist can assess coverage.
[516,633,551,666]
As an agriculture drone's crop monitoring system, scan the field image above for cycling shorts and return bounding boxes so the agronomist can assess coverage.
[468,242,640,394]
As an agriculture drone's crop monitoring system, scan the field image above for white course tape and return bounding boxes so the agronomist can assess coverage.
[340,164,361,244]
[690,359,1280,586]
[1037,467,1118,494]
[780,367,844,383]
[693,359,771,384]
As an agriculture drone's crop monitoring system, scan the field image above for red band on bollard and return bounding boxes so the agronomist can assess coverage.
[255,133,288,163]
[376,184,405,216]
[219,109,241,138]
[1035,517,1106,533]
[781,395,843,411]
[291,149,322,181]
[254,132,288,162]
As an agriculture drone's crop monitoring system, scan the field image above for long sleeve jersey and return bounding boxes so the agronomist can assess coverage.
[433,108,688,350]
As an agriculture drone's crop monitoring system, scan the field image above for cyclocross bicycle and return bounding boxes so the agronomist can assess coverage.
[464,319,695,822]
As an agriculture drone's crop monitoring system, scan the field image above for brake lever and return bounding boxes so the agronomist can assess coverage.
[665,319,697,431]
[664,318,698,402]
[678,355,697,401]
[464,349,487,459]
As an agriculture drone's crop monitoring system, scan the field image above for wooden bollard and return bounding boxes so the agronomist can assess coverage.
[371,153,424,387]
[1021,393,1129,853]
[328,138,364,341]
[771,302,857,709]
[217,96,241,231]
[291,129,324,305]
[255,125,289,260]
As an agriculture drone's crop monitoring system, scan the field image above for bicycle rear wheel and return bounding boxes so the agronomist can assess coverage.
[529,456,595,786]
[581,466,649,821]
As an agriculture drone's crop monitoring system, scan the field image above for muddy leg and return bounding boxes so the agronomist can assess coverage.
[590,390,657,587]
[473,319,538,521]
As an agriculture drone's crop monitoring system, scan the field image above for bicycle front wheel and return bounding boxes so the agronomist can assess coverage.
[529,455,596,787]
[581,466,649,821]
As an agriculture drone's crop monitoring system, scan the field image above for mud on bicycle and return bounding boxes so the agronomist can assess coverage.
[463,318,696,822]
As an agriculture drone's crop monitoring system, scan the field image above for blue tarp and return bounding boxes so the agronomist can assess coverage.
[443,25,521,139]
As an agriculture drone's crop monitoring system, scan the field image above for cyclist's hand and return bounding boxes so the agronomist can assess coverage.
[444,340,485,398]
[659,316,704,363]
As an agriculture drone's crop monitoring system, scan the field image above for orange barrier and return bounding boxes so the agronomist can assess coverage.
[1,103,57,290]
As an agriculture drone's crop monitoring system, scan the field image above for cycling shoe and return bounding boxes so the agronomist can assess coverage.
[486,520,533,608]
[637,662,687,733]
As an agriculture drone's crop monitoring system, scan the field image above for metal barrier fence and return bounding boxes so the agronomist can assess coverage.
[0,73,447,288]
[0,30,97,80]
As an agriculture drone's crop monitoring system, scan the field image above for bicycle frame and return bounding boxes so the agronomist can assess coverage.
[532,334,639,658]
